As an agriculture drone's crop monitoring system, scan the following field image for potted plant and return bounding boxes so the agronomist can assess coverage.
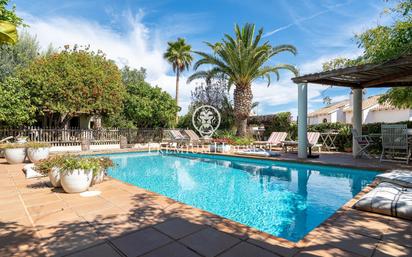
[91,157,114,185]
[59,156,114,193]
[343,141,352,153]
[26,142,51,163]
[34,155,64,187]
[0,143,27,164]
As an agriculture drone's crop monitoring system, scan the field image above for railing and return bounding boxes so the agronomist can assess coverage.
[0,127,164,146]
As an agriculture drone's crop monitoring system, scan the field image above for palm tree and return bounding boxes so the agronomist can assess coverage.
[163,38,193,122]
[0,21,17,44]
[188,23,298,136]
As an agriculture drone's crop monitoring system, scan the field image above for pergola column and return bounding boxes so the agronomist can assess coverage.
[298,83,308,159]
[352,88,362,157]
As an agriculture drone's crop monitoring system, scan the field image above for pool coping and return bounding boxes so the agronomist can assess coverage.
[82,148,384,250]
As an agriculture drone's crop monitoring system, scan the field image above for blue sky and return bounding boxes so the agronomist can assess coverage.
[12,0,392,118]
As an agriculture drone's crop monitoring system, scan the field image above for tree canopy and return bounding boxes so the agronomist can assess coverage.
[17,46,125,128]
[104,67,179,128]
[0,32,39,81]
[0,77,36,127]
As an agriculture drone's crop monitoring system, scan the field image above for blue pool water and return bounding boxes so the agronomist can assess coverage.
[102,152,378,242]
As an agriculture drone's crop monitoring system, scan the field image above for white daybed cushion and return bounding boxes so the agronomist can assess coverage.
[23,164,45,179]
[354,182,412,220]
[236,150,281,157]
[377,170,412,188]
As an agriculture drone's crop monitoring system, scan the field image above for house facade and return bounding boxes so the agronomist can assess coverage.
[308,95,412,125]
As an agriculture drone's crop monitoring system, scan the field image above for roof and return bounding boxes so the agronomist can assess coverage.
[292,55,412,88]
[371,102,400,112]
[308,100,349,117]
[343,95,381,112]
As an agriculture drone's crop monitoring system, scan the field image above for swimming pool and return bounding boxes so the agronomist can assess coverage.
[103,152,378,242]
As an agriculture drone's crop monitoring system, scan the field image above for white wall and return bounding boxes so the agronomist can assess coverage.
[366,109,412,124]
[330,112,337,123]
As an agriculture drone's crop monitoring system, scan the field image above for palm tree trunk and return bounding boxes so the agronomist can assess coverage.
[234,85,253,137]
[175,69,180,124]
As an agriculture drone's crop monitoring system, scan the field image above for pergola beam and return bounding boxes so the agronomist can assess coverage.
[361,70,412,87]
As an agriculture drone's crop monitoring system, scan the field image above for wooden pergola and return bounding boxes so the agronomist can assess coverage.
[291,55,412,159]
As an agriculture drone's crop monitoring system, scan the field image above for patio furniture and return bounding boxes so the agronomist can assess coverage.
[320,131,339,151]
[380,124,411,164]
[352,129,374,159]
[376,170,412,188]
[354,182,412,220]
[282,132,321,158]
[162,130,189,147]
[184,130,209,144]
[235,148,281,157]
[254,132,287,147]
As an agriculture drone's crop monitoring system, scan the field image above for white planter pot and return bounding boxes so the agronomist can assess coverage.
[27,147,50,163]
[61,169,93,193]
[91,170,105,185]
[4,148,26,164]
[49,167,61,187]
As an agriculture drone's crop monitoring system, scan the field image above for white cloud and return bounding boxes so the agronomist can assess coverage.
[20,11,198,114]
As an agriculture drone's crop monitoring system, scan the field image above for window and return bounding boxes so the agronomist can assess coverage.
[322,118,328,123]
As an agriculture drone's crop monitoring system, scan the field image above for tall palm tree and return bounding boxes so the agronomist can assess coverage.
[188,23,298,136]
[0,21,17,44]
[163,38,193,122]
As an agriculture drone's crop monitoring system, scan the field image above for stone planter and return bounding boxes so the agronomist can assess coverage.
[49,167,61,187]
[27,147,50,163]
[4,148,26,164]
[60,169,93,193]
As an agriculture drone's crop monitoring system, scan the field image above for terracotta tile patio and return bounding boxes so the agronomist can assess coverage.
[0,154,411,257]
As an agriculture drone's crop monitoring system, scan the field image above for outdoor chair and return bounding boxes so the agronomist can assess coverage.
[380,124,410,164]
[254,132,287,148]
[184,130,210,145]
[163,129,189,147]
[282,132,322,157]
[352,128,374,159]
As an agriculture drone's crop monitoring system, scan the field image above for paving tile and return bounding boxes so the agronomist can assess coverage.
[154,218,205,239]
[66,243,122,257]
[179,227,241,257]
[313,227,379,257]
[27,200,68,217]
[0,209,28,220]
[247,237,299,257]
[372,242,412,257]
[332,213,391,239]
[23,194,61,207]
[141,242,201,257]
[41,233,104,257]
[111,227,172,256]
[32,209,80,226]
[218,242,280,257]
[295,245,363,257]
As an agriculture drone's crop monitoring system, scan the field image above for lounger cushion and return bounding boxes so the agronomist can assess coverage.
[354,182,412,220]
[377,170,412,188]
[236,150,281,157]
